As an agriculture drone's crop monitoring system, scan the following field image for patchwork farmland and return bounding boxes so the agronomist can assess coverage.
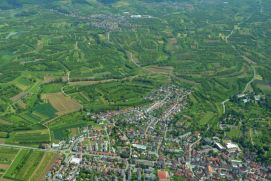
[43,93,82,116]
[0,147,19,179]
[6,129,50,147]
[0,0,270,180]
[2,148,57,181]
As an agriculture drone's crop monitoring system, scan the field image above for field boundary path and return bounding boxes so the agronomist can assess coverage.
[0,144,57,152]
[221,99,230,114]
[221,62,256,114]
[242,65,256,94]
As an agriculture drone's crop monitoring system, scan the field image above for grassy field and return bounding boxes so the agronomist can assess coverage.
[32,103,57,119]
[47,112,94,141]
[41,83,65,93]
[254,81,271,95]
[226,129,241,139]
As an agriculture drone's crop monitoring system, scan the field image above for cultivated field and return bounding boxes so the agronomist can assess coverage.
[4,149,57,181]
[0,147,19,180]
[29,152,57,181]
[48,113,91,141]
[143,65,174,76]
[6,129,50,147]
[43,93,82,115]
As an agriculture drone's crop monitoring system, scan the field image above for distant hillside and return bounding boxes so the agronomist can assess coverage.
[97,0,119,4]
[0,0,55,10]
[0,0,116,9]
[0,0,22,10]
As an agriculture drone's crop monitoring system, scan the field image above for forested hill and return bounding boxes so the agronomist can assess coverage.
[0,0,194,9]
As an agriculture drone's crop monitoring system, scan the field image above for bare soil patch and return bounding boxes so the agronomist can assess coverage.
[0,164,9,169]
[10,92,27,103]
[43,92,82,115]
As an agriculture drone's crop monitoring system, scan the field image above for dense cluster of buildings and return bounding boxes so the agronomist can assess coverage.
[46,86,270,181]
[49,9,139,31]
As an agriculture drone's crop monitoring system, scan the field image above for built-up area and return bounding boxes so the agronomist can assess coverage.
[46,86,270,181]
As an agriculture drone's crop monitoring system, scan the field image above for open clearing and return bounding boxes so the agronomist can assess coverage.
[255,81,271,94]
[43,92,82,115]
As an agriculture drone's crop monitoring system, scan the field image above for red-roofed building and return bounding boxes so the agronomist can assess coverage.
[157,170,169,181]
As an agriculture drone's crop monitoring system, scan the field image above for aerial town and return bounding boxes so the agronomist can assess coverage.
[1,1,271,181]
[45,86,270,181]
[50,8,152,32]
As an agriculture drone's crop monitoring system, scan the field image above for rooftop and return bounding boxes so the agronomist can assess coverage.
[158,170,169,181]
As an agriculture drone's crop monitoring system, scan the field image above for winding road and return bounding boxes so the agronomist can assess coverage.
[242,65,256,94]
[221,63,256,114]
